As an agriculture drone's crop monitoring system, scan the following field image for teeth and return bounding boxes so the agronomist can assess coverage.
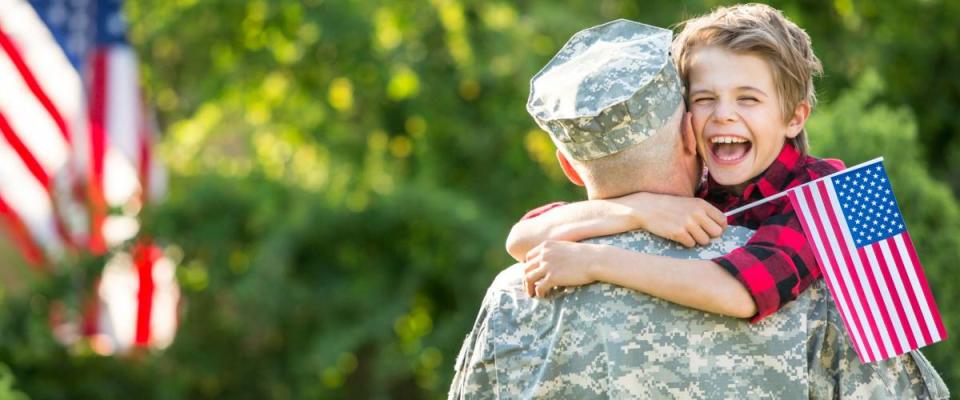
[710,136,748,144]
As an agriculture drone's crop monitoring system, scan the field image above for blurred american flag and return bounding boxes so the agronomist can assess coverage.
[0,0,174,352]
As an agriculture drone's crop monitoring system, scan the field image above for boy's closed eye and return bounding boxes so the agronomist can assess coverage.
[692,96,715,104]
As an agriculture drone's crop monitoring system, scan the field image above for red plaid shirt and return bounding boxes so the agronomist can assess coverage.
[697,143,844,322]
[519,143,845,322]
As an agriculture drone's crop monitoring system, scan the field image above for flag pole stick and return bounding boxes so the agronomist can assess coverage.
[723,156,885,217]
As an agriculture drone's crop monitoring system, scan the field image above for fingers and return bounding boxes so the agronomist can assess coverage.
[688,224,712,246]
[672,231,697,248]
[534,280,551,297]
[691,199,727,243]
[524,263,547,297]
[524,262,558,298]
[695,208,725,239]
[702,216,724,237]
[704,203,728,229]
[524,243,543,262]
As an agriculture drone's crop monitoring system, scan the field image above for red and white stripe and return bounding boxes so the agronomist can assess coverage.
[88,46,165,252]
[0,0,87,261]
[96,243,179,353]
[789,180,947,363]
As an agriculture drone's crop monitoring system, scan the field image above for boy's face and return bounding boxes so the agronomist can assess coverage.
[687,46,804,190]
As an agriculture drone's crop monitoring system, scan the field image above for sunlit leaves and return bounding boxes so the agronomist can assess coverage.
[524,129,563,181]
[431,0,474,69]
[480,2,518,31]
[387,66,421,100]
[327,77,355,112]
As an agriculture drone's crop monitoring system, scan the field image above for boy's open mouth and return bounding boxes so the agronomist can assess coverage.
[709,136,752,163]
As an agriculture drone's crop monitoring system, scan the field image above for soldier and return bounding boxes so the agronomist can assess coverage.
[448,20,948,399]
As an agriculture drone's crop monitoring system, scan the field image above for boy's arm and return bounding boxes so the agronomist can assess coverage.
[709,209,817,322]
[506,200,639,261]
[506,193,727,261]
[523,241,757,318]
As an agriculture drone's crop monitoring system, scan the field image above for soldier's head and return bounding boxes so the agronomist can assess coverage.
[527,20,702,199]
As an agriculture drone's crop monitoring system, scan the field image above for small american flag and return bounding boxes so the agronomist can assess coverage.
[788,158,947,363]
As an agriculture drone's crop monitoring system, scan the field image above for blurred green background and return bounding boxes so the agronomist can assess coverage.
[2,0,959,398]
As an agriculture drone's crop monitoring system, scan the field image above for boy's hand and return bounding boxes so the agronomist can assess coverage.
[614,193,727,247]
[523,241,603,298]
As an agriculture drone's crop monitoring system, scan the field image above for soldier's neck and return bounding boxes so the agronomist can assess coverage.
[586,179,694,200]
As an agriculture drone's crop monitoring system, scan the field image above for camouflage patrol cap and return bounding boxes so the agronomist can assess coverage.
[526,19,683,161]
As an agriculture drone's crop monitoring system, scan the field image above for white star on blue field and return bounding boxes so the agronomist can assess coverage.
[833,162,906,248]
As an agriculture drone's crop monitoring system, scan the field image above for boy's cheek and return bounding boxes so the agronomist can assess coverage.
[690,116,709,144]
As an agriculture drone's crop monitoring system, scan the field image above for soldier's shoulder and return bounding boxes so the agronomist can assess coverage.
[490,263,526,293]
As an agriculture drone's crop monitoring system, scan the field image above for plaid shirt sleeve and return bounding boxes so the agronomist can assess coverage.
[712,198,821,323]
[709,155,845,323]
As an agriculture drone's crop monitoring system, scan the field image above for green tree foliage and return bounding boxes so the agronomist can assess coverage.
[0,1,958,398]
[0,363,28,400]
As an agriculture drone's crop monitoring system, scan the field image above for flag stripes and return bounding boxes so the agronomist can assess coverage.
[789,161,946,363]
[0,28,71,143]
[0,0,177,351]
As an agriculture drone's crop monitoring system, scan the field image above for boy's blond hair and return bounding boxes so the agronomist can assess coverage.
[672,3,823,155]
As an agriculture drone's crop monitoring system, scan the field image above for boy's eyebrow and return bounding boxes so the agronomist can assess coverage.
[738,86,769,96]
[688,89,714,97]
[688,87,769,97]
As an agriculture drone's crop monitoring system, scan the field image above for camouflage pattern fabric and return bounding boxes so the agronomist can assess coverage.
[526,20,683,161]
[449,226,948,399]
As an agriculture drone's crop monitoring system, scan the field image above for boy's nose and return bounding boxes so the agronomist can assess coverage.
[712,101,739,123]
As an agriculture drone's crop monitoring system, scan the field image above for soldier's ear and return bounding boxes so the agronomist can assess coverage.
[681,111,697,156]
[556,150,585,187]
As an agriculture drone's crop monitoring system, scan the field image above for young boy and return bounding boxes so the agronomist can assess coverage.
[510,4,844,322]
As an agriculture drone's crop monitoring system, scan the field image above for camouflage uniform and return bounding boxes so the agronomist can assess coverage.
[449,227,949,399]
[450,19,948,400]
[526,19,683,162]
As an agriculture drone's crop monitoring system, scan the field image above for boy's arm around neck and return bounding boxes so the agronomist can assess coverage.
[588,246,758,318]
[505,192,727,261]
[505,199,641,261]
